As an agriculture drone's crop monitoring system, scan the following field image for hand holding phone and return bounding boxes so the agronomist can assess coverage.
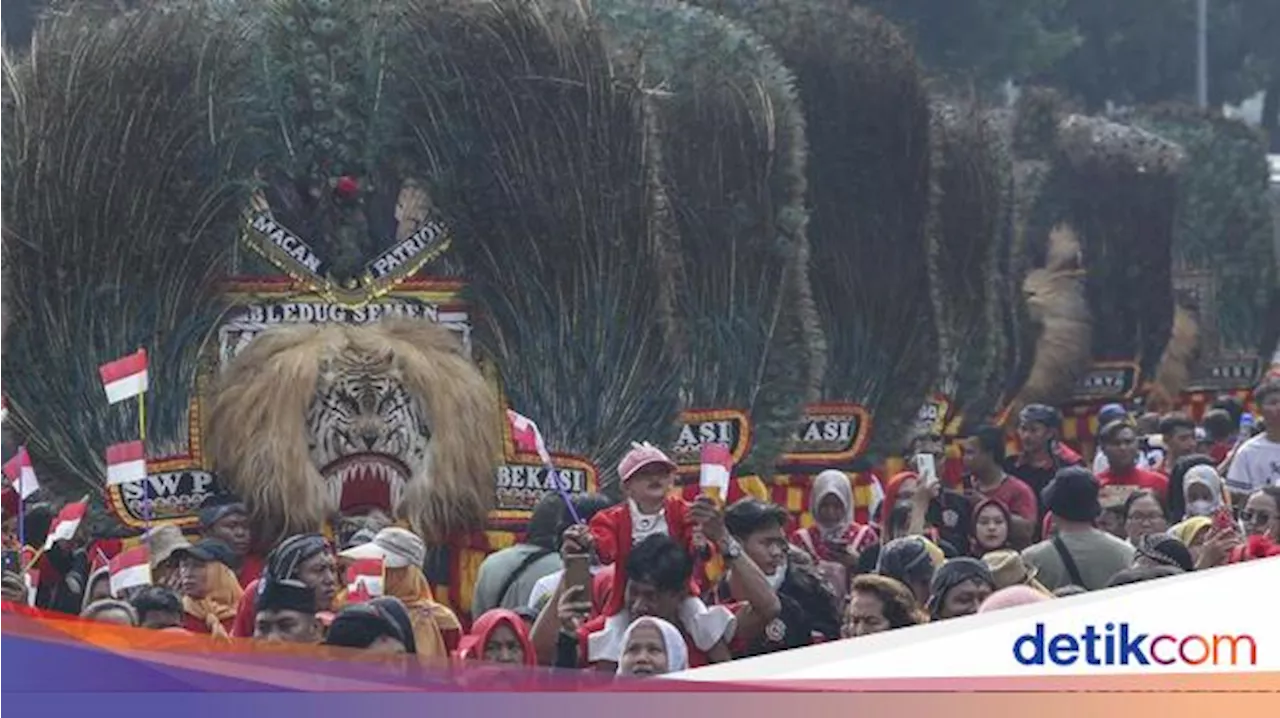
[562,553,592,604]
[1212,506,1236,533]
[560,524,594,556]
[913,453,939,488]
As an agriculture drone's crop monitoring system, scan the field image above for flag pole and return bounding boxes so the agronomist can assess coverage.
[15,447,26,547]
[26,494,91,571]
[18,493,26,554]
[21,546,46,574]
[138,387,151,528]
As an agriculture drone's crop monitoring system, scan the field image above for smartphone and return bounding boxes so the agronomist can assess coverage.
[1212,506,1235,533]
[914,453,939,488]
[562,553,591,600]
[2,549,20,574]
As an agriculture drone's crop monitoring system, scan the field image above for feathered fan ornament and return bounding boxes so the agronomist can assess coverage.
[2,6,253,502]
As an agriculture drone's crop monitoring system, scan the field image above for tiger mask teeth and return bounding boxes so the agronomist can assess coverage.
[321,455,412,515]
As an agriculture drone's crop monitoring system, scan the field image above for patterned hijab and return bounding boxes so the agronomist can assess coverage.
[264,533,329,582]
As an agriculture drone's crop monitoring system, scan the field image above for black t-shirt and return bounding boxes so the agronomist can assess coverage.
[1003,444,1086,517]
[927,490,973,556]
[724,566,841,658]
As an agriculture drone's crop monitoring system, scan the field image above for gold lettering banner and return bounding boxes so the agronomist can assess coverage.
[240,212,452,308]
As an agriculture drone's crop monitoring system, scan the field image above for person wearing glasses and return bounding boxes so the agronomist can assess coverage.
[1122,489,1168,547]
[1241,487,1280,542]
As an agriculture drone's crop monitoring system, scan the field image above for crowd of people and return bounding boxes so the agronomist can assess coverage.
[3,379,1279,679]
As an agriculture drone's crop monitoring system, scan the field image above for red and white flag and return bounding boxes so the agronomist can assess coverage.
[98,349,149,404]
[105,441,147,485]
[108,545,152,596]
[43,498,88,550]
[3,446,40,499]
[345,558,384,604]
[507,409,552,464]
[699,443,733,501]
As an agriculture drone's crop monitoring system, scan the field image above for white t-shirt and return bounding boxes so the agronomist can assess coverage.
[527,565,605,611]
[1225,434,1280,492]
[1093,434,1164,474]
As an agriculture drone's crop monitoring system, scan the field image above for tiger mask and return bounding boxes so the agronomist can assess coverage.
[207,319,500,546]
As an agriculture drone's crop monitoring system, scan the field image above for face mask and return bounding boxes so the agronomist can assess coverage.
[1187,500,1214,517]
[765,560,788,591]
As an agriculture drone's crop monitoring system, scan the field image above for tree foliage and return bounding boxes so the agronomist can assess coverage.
[1032,0,1258,110]
[856,0,1078,93]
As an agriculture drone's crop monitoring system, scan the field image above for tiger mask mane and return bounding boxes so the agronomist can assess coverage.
[207,319,500,546]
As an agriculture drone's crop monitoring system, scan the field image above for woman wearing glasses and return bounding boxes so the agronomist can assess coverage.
[1241,487,1280,542]
[1122,489,1168,547]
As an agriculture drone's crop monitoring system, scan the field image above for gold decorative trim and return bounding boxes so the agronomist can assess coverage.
[239,211,453,309]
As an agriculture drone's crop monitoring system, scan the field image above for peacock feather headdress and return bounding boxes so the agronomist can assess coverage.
[389,0,684,490]
[927,104,1009,424]
[695,0,939,458]
[594,0,824,476]
[2,5,254,504]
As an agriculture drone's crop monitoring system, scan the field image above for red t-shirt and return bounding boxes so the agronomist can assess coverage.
[966,474,1038,522]
[238,554,265,587]
[1097,466,1169,505]
[230,579,259,638]
[1208,441,1232,465]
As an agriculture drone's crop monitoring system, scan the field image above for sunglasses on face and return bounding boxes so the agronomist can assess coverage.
[1241,510,1274,524]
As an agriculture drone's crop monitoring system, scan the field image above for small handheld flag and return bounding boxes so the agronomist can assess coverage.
[699,443,733,504]
[99,349,149,404]
[42,498,89,551]
[108,545,153,596]
[507,409,582,524]
[3,446,40,499]
[105,441,147,485]
[694,444,734,586]
[345,557,385,604]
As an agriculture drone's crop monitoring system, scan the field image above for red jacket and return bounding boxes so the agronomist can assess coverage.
[230,579,259,637]
[588,496,698,616]
[237,554,264,587]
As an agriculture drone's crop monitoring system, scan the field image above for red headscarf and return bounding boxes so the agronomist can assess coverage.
[880,472,918,530]
[455,608,537,666]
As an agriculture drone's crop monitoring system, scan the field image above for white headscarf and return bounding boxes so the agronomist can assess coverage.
[616,616,690,676]
[810,470,854,539]
[1182,465,1224,517]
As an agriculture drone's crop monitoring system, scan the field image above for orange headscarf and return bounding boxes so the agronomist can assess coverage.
[455,608,537,666]
[383,565,461,659]
[183,562,243,639]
